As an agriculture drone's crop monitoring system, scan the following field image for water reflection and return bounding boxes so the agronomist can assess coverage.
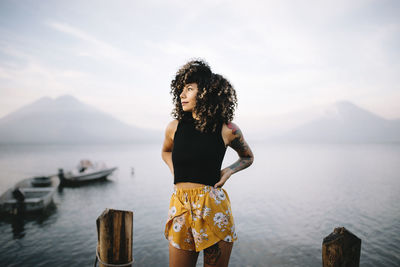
[58,177,114,188]
[11,216,25,239]
[1,202,58,239]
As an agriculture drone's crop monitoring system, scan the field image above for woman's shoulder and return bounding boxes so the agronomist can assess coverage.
[165,119,179,139]
[221,121,242,143]
[222,121,241,134]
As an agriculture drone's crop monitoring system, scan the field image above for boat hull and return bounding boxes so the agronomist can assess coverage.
[59,167,117,186]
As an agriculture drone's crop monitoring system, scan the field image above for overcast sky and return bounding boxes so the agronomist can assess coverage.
[0,0,399,132]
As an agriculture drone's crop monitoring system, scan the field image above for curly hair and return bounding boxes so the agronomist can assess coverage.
[170,59,238,133]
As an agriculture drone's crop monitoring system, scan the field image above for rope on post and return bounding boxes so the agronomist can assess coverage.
[94,246,134,267]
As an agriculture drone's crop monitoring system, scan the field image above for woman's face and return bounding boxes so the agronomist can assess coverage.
[180,83,198,112]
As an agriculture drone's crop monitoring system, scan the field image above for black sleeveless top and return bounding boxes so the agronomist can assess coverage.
[172,112,227,186]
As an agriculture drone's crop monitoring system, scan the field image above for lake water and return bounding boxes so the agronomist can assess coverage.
[0,142,399,266]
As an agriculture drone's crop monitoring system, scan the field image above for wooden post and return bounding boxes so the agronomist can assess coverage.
[322,227,361,267]
[96,208,134,267]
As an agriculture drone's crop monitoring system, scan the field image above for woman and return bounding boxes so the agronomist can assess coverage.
[161,59,254,267]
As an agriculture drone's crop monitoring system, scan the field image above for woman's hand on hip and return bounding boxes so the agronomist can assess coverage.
[214,168,233,188]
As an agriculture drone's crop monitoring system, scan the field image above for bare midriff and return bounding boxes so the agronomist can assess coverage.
[175,182,206,189]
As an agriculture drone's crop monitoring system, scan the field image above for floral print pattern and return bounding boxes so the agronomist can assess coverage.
[165,185,237,252]
[204,186,227,204]
[168,206,177,220]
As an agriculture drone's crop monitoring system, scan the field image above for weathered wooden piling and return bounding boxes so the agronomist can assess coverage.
[96,208,134,267]
[322,227,361,267]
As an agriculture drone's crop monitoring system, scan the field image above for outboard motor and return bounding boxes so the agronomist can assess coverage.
[12,188,25,202]
[58,168,66,185]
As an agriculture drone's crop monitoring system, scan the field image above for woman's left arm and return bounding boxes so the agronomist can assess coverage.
[214,122,254,188]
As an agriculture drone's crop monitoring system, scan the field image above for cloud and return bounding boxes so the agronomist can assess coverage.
[46,21,124,60]
[0,0,399,130]
[46,20,162,75]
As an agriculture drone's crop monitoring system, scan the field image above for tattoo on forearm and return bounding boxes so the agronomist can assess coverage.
[228,157,253,174]
[227,122,254,174]
[204,243,221,265]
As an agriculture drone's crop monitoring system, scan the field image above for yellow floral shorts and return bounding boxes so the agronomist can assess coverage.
[165,185,237,252]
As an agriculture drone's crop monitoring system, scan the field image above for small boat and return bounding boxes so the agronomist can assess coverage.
[58,159,117,186]
[0,175,60,215]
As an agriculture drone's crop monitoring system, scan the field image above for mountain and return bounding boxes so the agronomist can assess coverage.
[241,104,329,140]
[0,95,162,144]
[264,101,400,143]
[1,97,398,144]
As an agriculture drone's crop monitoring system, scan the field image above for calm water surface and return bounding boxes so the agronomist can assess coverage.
[0,142,399,266]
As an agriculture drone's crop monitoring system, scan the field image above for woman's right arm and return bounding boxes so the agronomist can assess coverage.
[161,120,178,175]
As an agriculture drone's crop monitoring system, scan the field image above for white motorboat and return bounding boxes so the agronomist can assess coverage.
[58,159,117,186]
[0,175,59,215]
